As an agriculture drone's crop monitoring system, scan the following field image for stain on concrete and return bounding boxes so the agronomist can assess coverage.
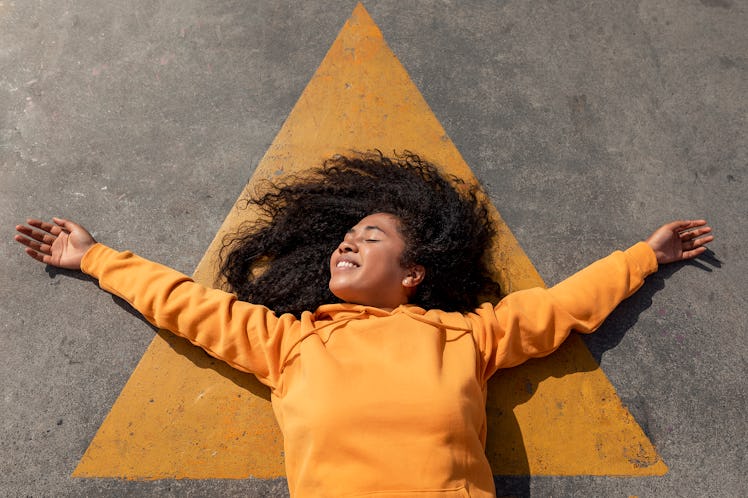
[699,0,731,8]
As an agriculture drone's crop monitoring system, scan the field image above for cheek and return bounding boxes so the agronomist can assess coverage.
[371,251,407,284]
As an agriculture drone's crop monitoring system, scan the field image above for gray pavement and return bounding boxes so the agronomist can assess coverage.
[1,1,746,497]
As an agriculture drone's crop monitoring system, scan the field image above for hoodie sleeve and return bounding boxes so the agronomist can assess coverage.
[470,242,658,382]
[81,243,298,389]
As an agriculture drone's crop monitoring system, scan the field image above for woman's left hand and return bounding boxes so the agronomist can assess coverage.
[645,219,713,265]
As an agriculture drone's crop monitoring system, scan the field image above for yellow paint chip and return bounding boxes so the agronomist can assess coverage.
[73,2,666,479]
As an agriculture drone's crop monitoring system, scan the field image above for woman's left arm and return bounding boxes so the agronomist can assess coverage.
[472,220,713,379]
[544,219,713,333]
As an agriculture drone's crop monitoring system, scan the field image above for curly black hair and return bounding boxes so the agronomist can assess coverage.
[219,151,500,317]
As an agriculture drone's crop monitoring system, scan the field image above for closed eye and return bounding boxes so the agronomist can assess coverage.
[365,239,380,242]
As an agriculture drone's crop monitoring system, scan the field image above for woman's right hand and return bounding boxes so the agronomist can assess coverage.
[14,217,97,270]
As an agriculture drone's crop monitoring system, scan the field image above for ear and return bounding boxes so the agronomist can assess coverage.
[402,265,426,288]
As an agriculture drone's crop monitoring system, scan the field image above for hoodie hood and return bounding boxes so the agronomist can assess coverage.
[278,302,474,374]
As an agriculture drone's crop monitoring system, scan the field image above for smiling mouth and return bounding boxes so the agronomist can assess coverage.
[336,260,359,269]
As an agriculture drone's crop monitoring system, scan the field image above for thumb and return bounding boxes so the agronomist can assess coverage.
[53,217,97,246]
[53,217,80,232]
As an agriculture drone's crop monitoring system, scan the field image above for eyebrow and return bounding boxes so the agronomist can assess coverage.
[347,225,387,235]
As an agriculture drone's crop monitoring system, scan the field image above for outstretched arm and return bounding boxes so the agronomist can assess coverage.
[645,219,713,265]
[14,217,97,270]
[475,219,715,377]
[14,217,295,387]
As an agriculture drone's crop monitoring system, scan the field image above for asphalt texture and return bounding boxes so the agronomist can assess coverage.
[1,1,745,497]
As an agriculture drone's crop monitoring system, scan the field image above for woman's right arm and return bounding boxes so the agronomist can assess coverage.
[14,218,294,388]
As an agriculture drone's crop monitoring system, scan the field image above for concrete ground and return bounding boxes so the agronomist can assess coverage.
[1,1,745,497]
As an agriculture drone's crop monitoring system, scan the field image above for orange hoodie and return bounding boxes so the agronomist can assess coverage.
[81,241,657,497]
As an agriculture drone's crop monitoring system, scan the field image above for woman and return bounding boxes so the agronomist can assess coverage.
[15,152,712,497]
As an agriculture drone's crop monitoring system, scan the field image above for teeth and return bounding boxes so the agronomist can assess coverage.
[337,261,358,268]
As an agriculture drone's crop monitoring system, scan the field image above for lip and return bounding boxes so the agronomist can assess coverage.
[333,256,360,270]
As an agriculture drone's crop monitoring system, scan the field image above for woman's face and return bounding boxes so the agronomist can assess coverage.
[329,213,423,310]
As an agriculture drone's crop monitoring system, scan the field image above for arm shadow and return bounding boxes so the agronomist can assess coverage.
[582,248,722,364]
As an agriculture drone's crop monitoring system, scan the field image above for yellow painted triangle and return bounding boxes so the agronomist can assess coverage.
[73,3,667,479]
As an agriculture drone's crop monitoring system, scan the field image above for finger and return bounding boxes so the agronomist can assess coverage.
[661,219,705,234]
[14,234,53,255]
[679,226,712,241]
[659,220,690,233]
[27,219,63,236]
[53,217,69,227]
[15,224,57,245]
[676,219,709,233]
[681,246,708,260]
[53,217,79,233]
[687,234,714,249]
[23,247,50,264]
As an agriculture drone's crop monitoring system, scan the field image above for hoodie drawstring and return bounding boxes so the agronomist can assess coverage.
[278,310,368,374]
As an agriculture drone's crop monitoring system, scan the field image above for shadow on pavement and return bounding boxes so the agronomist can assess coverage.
[583,249,722,364]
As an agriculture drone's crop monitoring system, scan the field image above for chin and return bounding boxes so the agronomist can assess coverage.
[328,283,351,303]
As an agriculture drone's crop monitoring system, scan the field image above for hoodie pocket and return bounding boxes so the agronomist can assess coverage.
[346,486,471,497]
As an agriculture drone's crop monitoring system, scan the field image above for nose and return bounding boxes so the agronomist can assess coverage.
[338,234,357,253]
